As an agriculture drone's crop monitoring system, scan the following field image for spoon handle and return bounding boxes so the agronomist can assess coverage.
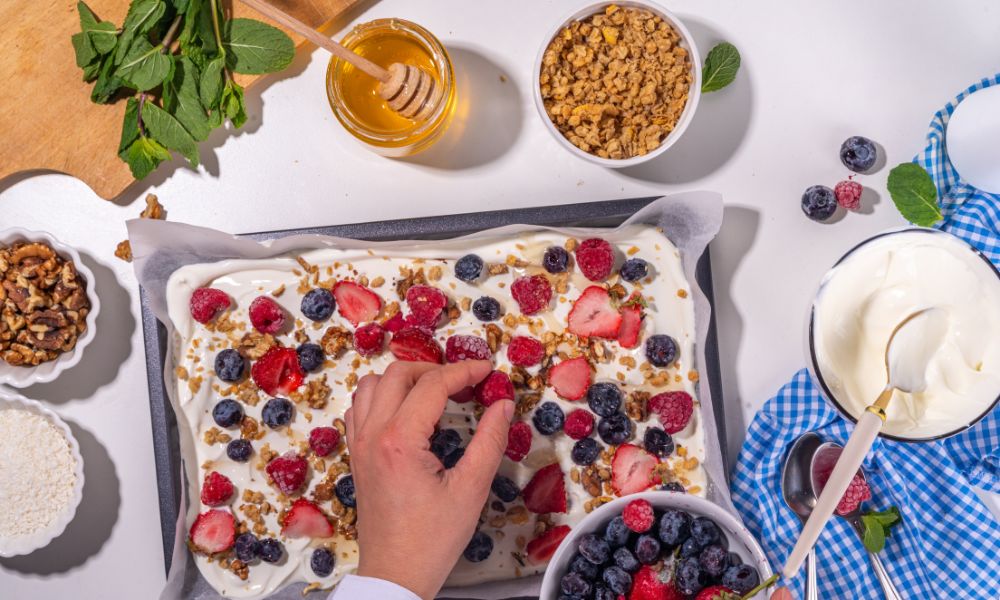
[804,548,819,600]
[783,410,883,577]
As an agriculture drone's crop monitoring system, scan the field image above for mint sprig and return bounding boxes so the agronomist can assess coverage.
[860,506,902,553]
[701,42,741,93]
[887,163,943,227]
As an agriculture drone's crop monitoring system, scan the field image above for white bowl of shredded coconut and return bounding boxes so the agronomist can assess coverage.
[0,390,84,556]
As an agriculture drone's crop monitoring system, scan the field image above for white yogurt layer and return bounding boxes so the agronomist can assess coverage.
[166,227,705,599]
[813,230,1000,438]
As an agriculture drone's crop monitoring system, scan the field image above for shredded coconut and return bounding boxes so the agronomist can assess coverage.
[0,408,77,538]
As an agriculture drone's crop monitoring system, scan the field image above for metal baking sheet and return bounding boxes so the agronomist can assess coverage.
[138,197,727,592]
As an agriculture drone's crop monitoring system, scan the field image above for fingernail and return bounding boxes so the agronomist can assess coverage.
[502,400,515,420]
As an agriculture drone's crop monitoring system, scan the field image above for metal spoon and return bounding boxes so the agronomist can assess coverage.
[812,442,903,600]
[781,432,822,600]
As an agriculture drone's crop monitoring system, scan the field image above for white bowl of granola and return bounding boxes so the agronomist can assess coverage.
[0,229,99,388]
[533,1,701,168]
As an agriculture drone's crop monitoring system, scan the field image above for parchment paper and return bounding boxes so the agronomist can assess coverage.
[129,193,729,600]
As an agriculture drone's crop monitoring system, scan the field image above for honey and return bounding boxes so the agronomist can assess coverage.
[326,19,456,157]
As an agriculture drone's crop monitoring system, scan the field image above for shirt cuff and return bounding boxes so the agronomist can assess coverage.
[328,574,422,600]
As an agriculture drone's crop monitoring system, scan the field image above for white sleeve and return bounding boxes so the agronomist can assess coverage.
[328,574,422,600]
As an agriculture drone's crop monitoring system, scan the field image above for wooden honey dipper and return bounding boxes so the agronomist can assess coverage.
[240,0,443,122]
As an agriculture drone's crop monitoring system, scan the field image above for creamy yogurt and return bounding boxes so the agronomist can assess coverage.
[813,230,1000,439]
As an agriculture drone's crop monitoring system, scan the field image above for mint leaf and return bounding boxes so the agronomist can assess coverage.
[222,18,295,74]
[72,32,98,68]
[122,136,171,179]
[869,506,901,528]
[171,58,213,141]
[701,42,740,93]
[887,162,942,226]
[119,97,141,155]
[221,80,248,128]
[115,37,172,91]
[115,0,166,65]
[78,2,118,54]
[91,54,124,104]
[142,102,200,166]
[861,514,887,552]
[199,57,225,109]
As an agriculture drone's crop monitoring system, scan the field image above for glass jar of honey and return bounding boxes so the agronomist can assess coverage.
[326,19,456,157]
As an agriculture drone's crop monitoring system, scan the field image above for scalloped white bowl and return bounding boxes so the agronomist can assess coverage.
[0,390,85,556]
[0,228,100,388]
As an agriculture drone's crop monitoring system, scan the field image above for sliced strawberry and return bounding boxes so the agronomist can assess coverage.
[510,275,552,315]
[265,452,309,495]
[190,288,231,324]
[611,444,659,496]
[405,285,448,328]
[382,312,406,333]
[631,565,684,600]
[523,463,568,514]
[308,426,341,457]
[200,471,234,507]
[333,281,382,326]
[474,370,514,406]
[189,510,235,554]
[547,356,591,400]
[281,498,334,538]
[445,335,492,362]
[695,586,740,600]
[525,524,571,564]
[617,298,644,349]
[507,335,544,367]
[353,322,386,357]
[389,327,443,363]
[251,346,304,396]
[568,286,622,338]
[249,296,286,333]
[505,421,532,462]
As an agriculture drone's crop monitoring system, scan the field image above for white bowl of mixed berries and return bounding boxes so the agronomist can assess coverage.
[540,491,774,600]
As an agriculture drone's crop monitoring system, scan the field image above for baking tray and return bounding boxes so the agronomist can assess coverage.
[138,196,727,590]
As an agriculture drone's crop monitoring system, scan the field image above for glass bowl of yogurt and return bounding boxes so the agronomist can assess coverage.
[809,227,1000,442]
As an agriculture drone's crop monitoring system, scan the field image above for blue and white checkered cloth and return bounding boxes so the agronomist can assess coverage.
[732,74,1000,600]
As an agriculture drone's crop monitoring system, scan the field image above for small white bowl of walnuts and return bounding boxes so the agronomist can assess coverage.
[534,1,701,167]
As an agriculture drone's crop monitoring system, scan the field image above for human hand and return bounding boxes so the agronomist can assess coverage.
[345,360,514,600]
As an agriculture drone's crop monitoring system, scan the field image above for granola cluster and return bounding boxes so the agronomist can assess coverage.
[539,4,692,159]
[0,241,91,366]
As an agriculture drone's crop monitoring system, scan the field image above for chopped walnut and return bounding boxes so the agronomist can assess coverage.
[625,390,650,421]
[320,326,352,358]
[114,240,133,263]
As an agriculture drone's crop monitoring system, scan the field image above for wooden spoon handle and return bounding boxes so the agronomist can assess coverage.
[238,0,389,81]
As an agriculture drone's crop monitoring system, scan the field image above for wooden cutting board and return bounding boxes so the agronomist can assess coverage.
[0,0,360,200]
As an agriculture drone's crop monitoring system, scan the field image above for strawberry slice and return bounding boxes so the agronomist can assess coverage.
[617,295,645,349]
[389,327,444,363]
[189,510,235,554]
[200,471,234,507]
[525,524,571,564]
[695,586,740,600]
[251,346,304,396]
[523,463,568,514]
[281,498,334,539]
[611,444,659,496]
[568,286,622,338]
[405,285,448,328]
[190,288,231,324]
[547,356,591,400]
[631,565,684,600]
[265,452,309,495]
[333,281,382,326]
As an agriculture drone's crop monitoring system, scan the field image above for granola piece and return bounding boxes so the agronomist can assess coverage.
[320,326,352,358]
[114,240,133,263]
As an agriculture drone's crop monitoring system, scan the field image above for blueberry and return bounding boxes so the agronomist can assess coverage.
[258,538,284,563]
[690,517,721,548]
[297,343,325,372]
[699,544,728,577]
[570,553,599,580]
[633,534,661,564]
[560,572,591,597]
[675,556,708,596]
[727,552,743,566]
[601,566,632,595]
[234,533,260,562]
[532,401,565,435]
[645,335,678,367]
[310,548,335,577]
[455,254,484,282]
[442,447,465,469]
[643,427,674,458]
[661,481,686,493]
[301,288,335,321]
[612,547,640,573]
[571,437,601,466]
[214,349,246,382]
[335,475,356,508]
[658,509,692,546]
[491,475,519,502]
[578,533,611,564]
[463,531,493,562]
[840,136,878,173]
[212,399,243,428]
[472,296,501,322]
[597,413,632,445]
[587,382,623,417]
[801,185,838,222]
[679,537,702,558]
[722,564,760,594]
[226,439,253,462]
[543,246,570,273]
[430,428,461,461]
[604,516,631,548]
[619,258,648,282]
[592,584,615,600]
[261,398,293,429]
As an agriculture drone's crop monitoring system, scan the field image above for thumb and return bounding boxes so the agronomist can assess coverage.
[451,399,515,491]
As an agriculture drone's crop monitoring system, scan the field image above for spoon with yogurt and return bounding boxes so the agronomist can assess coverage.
[783,308,948,578]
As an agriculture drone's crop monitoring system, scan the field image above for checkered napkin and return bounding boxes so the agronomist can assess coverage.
[731,74,1000,600]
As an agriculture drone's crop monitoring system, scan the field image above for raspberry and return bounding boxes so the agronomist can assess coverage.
[836,472,872,515]
[382,312,405,333]
[200,471,234,507]
[648,390,694,434]
[406,285,448,328]
[505,421,532,462]
[190,288,231,324]
[445,335,492,362]
[563,409,595,440]
[622,498,655,533]
[834,180,863,211]
[308,427,341,457]
[353,322,386,357]
[507,335,544,367]
[265,453,308,495]
[450,386,475,404]
[575,238,615,281]
[474,370,514,406]
[510,275,552,315]
[249,296,285,333]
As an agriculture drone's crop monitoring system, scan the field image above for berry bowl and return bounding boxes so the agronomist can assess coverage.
[539,491,773,599]
[0,228,100,388]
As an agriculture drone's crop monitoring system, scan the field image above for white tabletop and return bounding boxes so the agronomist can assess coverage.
[2,0,999,597]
